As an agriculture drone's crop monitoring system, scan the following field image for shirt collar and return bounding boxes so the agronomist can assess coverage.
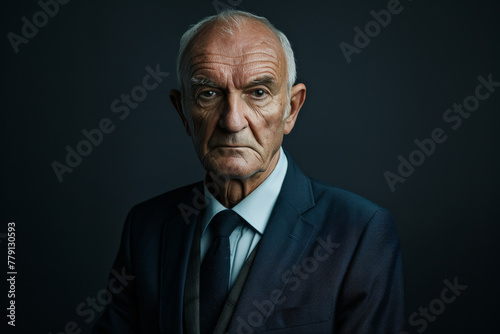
[201,146,288,235]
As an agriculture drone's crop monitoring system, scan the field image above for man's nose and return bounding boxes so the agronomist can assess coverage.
[218,93,248,132]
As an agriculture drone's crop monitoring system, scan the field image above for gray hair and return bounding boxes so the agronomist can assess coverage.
[176,10,297,93]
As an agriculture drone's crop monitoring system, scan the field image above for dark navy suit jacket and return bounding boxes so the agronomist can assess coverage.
[92,150,404,333]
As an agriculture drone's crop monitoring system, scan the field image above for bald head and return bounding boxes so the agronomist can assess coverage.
[176,10,297,93]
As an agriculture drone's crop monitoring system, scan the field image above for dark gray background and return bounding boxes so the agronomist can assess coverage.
[2,0,499,333]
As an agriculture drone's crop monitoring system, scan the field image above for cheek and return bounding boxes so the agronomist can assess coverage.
[190,109,218,148]
[250,112,286,150]
[256,101,286,130]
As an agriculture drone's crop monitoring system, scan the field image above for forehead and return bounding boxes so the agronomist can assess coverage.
[186,20,286,84]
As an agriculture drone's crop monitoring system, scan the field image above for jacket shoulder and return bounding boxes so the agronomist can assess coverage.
[307,177,392,230]
[311,178,383,209]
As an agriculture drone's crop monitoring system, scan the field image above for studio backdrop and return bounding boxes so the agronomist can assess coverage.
[1,0,499,333]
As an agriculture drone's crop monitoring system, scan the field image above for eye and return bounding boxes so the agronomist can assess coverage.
[200,90,217,99]
[251,89,267,98]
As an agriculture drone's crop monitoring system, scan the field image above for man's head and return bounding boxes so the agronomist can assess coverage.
[170,10,306,182]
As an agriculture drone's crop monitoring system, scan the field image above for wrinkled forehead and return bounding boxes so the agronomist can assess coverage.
[183,20,287,86]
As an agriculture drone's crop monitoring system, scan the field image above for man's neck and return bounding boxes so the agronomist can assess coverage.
[205,150,281,208]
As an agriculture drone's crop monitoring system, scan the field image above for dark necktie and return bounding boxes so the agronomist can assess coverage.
[200,209,242,334]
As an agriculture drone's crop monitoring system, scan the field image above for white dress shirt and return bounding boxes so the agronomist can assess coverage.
[200,146,288,288]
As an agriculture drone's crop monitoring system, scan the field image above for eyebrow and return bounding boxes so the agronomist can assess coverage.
[247,75,277,87]
[244,75,280,93]
[190,77,219,90]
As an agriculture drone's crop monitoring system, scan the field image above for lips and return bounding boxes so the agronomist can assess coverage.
[211,142,249,148]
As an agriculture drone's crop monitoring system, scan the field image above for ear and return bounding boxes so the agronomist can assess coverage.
[170,89,191,136]
[284,83,306,134]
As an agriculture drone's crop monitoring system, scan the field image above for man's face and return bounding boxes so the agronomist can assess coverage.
[172,20,303,179]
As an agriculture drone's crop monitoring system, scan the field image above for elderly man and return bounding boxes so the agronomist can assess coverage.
[93,9,404,334]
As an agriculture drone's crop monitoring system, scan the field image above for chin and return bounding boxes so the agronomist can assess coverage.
[207,157,259,180]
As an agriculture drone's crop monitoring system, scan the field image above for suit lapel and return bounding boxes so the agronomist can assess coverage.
[226,151,316,333]
[159,182,204,334]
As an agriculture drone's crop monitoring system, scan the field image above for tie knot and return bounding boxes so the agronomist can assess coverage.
[210,210,242,237]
